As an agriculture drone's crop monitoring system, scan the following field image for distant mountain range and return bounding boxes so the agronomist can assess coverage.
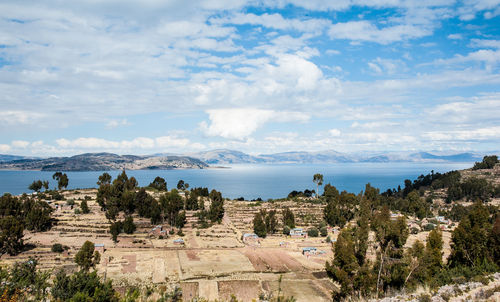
[0,153,208,171]
[0,150,489,171]
[188,149,485,164]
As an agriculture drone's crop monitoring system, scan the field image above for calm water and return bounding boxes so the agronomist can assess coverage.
[0,163,472,200]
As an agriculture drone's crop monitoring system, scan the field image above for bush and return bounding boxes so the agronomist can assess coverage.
[283,225,290,235]
[424,223,436,231]
[66,199,75,206]
[307,227,319,237]
[123,216,136,234]
[320,226,328,237]
[177,229,184,236]
[74,208,81,215]
[52,243,64,253]
[80,200,90,214]
[326,236,331,243]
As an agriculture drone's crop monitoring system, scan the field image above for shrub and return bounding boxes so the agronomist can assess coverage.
[80,200,90,214]
[283,225,290,235]
[123,216,136,234]
[308,227,319,237]
[66,199,75,206]
[424,223,436,231]
[320,226,328,237]
[74,208,81,215]
[52,243,64,253]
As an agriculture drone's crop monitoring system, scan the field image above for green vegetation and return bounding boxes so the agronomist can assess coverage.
[253,209,278,238]
[52,172,69,190]
[0,193,54,256]
[148,176,167,191]
[282,207,295,229]
[80,199,90,214]
[313,173,323,198]
[473,155,499,170]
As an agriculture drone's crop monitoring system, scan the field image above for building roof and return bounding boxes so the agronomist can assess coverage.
[302,247,317,251]
[173,238,184,243]
[243,233,258,238]
[95,244,104,247]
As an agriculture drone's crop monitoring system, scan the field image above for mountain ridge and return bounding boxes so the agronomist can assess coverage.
[0,150,490,170]
[0,153,208,171]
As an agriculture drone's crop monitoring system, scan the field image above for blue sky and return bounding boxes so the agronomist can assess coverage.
[0,0,499,156]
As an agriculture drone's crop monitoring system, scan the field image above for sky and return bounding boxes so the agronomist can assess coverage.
[0,0,500,156]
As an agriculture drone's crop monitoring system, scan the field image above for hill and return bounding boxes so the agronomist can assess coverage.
[0,152,208,171]
[187,149,484,164]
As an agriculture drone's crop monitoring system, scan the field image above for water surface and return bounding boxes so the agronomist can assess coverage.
[0,162,472,199]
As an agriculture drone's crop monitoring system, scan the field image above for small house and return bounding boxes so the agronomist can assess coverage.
[290,228,306,237]
[150,225,166,236]
[243,233,259,242]
[436,216,449,224]
[302,247,317,256]
[390,213,403,221]
[94,243,105,254]
[173,238,185,245]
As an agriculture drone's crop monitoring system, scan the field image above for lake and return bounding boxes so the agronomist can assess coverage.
[0,162,472,199]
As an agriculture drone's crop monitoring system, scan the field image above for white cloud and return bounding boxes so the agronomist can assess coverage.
[470,39,500,49]
[200,108,309,140]
[0,111,44,125]
[329,129,341,137]
[11,140,30,148]
[106,119,129,129]
[0,144,11,153]
[213,13,330,33]
[447,33,463,40]
[328,20,431,44]
[423,126,500,141]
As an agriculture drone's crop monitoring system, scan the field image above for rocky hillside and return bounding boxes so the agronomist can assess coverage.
[0,152,208,171]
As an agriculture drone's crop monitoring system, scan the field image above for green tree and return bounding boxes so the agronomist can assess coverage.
[177,180,186,190]
[208,189,224,223]
[52,172,69,190]
[149,176,167,191]
[326,228,361,301]
[423,228,443,280]
[473,155,499,170]
[282,207,295,229]
[2,258,50,301]
[24,199,54,231]
[253,211,267,238]
[74,241,100,271]
[324,188,357,228]
[175,211,187,229]
[185,191,199,211]
[80,200,90,214]
[355,190,371,266]
[97,172,112,186]
[123,216,136,234]
[489,216,500,266]
[265,209,278,234]
[42,180,49,191]
[449,201,492,267]
[372,207,409,297]
[28,180,43,193]
[313,173,324,198]
[0,216,24,256]
[110,221,122,243]
[51,270,118,302]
